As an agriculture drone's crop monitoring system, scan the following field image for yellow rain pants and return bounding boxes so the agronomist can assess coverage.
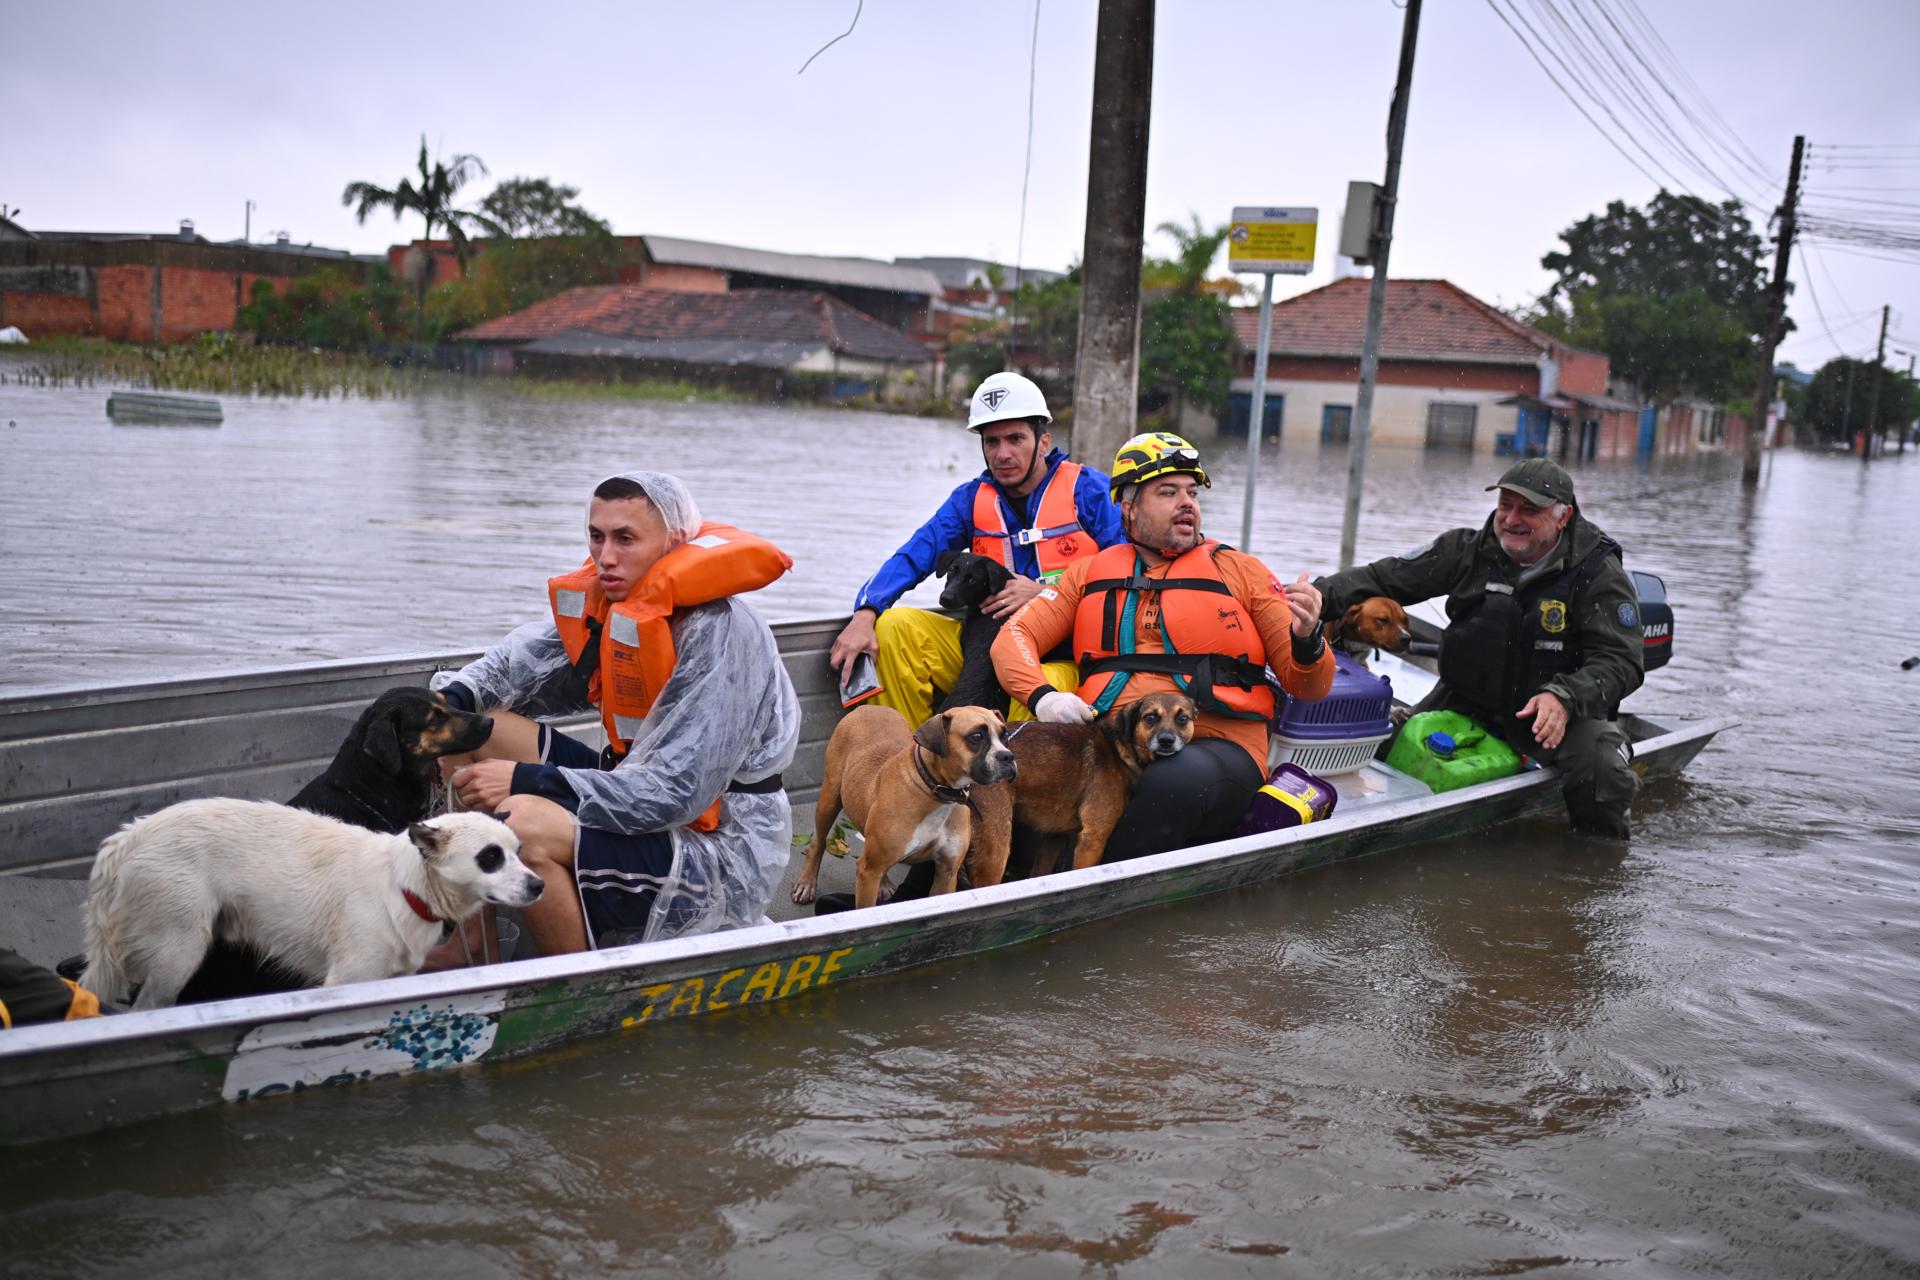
[873,608,1079,728]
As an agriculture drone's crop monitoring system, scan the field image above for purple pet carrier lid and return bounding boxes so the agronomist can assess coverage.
[1274,651,1394,741]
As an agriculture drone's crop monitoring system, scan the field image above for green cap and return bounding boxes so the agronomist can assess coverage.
[1487,458,1576,507]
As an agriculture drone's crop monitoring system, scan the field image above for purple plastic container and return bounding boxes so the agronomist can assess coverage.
[1275,651,1392,740]
[1234,762,1340,837]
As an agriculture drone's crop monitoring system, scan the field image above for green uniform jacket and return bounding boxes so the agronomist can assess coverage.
[1318,513,1644,722]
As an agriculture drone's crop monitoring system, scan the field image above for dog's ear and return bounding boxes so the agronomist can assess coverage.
[408,821,449,858]
[935,548,960,577]
[1339,603,1367,637]
[986,561,1013,592]
[915,712,952,758]
[362,716,405,774]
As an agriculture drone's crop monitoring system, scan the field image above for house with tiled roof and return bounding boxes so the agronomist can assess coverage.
[456,285,935,399]
[1226,277,1644,459]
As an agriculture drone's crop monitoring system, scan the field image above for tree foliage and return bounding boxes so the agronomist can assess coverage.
[237,266,409,348]
[1530,191,1778,403]
[1799,357,1920,444]
[341,137,491,338]
[430,177,623,334]
[1139,215,1237,417]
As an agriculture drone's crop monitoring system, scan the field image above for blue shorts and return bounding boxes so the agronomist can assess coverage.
[541,726,676,947]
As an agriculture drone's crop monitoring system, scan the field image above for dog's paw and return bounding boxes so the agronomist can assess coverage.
[790,878,818,905]
[875,880,897,905]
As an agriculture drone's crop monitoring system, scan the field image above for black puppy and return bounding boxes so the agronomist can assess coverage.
[935,549,1016,716]
[174,686,495,1003]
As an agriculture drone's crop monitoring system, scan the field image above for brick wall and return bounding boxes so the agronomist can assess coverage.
[1248,353,1537,395]
[95,264,151,340]
[1554,346,1609,396]
[0,241,341,341]
[640,263,728,293]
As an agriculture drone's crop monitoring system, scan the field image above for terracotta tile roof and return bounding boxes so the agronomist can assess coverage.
[1230,278,1565,365]
[456,286,930,363]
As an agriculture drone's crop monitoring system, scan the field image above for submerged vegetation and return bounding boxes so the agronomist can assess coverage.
[0,334,433,398]
[0,334,745,404]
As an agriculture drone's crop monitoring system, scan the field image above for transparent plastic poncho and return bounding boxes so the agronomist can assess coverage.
[432,473,800,943]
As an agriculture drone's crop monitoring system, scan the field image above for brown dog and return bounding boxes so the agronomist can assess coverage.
[1329,596,1411,659]
[791,705,1018,910]
[981,691,1198,880]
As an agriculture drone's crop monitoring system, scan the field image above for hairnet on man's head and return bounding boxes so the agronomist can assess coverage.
[596,471,702,539]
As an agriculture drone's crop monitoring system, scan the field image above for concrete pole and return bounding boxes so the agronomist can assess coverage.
[1864,304,1889,463]
[1744,136,1805,485]
[1070,0,1154,479]
[1339,0,1423,571]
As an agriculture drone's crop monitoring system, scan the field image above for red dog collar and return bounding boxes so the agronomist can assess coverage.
[401,888,442,925]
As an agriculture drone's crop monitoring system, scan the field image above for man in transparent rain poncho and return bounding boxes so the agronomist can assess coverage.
[432,472,800,953]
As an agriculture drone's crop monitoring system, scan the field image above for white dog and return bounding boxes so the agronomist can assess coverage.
[83,799,544,1010]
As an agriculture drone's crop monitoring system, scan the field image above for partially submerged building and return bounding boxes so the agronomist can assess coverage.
[455,284,935,400]
[1226,277,1645,459]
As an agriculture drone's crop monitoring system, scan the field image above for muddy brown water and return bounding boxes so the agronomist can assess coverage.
[2,376,1917,1276]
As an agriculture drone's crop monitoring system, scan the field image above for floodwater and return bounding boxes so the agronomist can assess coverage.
[3,372,1919,1277]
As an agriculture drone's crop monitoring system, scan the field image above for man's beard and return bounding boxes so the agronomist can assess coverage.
[1134,516,1202,558]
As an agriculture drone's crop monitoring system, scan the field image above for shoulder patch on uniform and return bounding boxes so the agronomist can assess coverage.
[1038,588,1058,601]
[1616,601,1639,627]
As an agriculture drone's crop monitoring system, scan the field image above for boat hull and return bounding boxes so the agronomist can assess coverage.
[0,704,1727,1147]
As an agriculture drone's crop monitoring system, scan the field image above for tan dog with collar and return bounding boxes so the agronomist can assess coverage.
[791,705,1018,909]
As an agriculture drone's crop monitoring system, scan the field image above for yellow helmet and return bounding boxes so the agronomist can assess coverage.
[1109,431,1210,499]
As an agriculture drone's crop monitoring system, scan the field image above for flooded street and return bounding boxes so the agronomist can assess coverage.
[3,376,1919,1276]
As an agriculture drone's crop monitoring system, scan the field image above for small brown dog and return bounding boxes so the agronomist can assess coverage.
[1329,596,1411,659]
[791,705,1018,909]
[982,691,1198,880]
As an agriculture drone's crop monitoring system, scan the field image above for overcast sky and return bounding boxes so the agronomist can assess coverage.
[6,0,1917,371]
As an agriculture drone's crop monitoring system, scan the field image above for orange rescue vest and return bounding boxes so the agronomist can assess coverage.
[970,460,1093,583]
[1072,540,1275,722]
[549,522,792,830]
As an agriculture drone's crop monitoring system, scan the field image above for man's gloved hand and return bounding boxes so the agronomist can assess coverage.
[1034,691,1095,724]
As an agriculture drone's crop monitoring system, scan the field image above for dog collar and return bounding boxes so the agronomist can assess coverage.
[401,888,443,925]
[912,744,976,810]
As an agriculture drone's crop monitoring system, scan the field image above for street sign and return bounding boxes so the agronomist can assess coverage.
[1227,206,1318,275]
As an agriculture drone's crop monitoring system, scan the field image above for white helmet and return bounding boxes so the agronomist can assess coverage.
[966,371,1052,433]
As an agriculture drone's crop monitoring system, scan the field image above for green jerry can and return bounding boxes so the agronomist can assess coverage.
[1385,710,1523,793]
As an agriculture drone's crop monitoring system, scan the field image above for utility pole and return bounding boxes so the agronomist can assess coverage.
[1070,0,1154,481]
[244,199,255,244]
[1864,303,1889,464]
[1339,0,1423,571]
[1743,135,1805,486]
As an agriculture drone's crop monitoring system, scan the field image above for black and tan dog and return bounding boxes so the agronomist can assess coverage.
[995,691,1198,877]
[292,686,496,830]
[173,685,495,1004]
[790,704,1018,910]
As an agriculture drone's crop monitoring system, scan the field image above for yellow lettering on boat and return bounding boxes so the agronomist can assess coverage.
[778,953,822,997]
[667,978,705,1017]
[631,983,675,1023]
[742,963,783,1003]
[819,947,852,984]
[707,968,746,1009]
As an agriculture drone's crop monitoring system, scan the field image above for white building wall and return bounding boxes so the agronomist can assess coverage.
[1224,376,1523,455]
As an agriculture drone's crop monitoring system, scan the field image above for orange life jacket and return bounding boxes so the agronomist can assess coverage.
[970,460,1094,583]
[1072,540,1275,722]
[549,522,792,831]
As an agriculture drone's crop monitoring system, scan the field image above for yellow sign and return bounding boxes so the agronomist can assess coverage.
[1228,206,1318,275]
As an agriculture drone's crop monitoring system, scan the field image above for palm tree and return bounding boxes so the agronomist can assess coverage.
[342,137,492,340]
[1150,214,1234,297]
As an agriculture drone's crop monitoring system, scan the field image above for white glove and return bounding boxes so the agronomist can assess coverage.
[1034,691,1095,724]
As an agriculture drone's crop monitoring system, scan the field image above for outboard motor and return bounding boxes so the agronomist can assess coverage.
[1631,570,1673,672]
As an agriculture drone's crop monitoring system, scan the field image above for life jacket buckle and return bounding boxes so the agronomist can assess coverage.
[1014,527,1044,546]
